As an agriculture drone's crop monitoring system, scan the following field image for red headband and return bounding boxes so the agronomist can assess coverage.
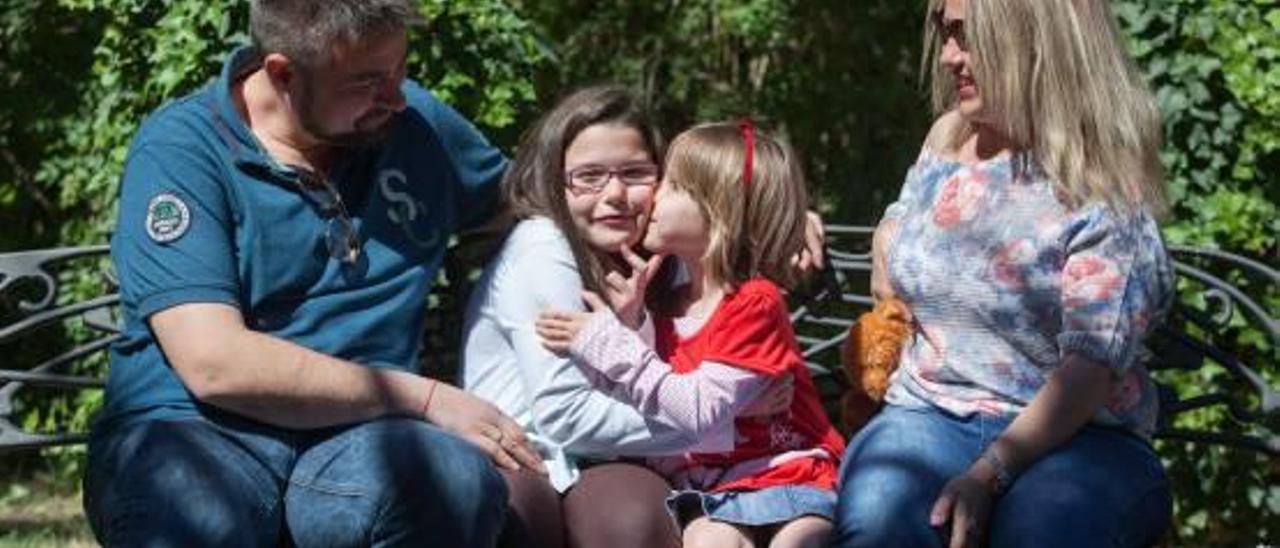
[738,119,755,188]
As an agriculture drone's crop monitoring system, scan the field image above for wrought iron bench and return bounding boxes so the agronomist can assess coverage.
[2,226,1277,457]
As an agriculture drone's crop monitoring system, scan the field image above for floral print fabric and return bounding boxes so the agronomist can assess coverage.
[881,147,1174,436]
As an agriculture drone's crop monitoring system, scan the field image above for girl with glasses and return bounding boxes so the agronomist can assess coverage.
[464,86,774,548]
[535,121,845,548]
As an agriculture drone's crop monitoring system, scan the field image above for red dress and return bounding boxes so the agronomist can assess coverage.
[653,279,845,493]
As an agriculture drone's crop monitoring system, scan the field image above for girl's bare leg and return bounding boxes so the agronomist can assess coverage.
[768,516,832,548]
[683,516,757,548]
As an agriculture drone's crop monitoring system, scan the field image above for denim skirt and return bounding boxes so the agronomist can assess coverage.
[665,484,837,529]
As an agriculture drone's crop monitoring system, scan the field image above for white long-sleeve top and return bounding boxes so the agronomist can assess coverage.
[461,218,763,491]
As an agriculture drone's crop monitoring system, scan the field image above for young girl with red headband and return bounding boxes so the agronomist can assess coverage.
[538,121,844,547]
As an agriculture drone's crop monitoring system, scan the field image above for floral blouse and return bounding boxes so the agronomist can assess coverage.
[881,147,1174,436]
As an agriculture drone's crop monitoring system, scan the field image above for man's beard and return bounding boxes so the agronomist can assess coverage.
[295,84,395,149]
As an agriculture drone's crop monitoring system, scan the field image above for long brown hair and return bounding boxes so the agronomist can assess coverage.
[503,85,665,295]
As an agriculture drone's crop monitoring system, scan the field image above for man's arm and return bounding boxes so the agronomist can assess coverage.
[152,302,544,472]
[152,302,423,427]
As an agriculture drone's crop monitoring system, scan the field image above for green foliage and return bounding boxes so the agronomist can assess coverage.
[1116,0,1279,543]
[0,0,105,249]
[514,0,933,223]
[1116,0,1279,238]
[1,0,1276,542]
[414,1,549,146]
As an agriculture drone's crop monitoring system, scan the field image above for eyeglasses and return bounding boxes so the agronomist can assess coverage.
[290,165,363,265]
[931,8,968,51]
[565,163,660,195]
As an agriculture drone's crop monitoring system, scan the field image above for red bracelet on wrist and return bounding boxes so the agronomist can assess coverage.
[420,379,439,418]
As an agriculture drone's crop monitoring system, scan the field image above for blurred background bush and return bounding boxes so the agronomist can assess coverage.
[0,0,1274,543]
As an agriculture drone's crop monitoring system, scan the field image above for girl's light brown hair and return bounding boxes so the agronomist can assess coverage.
[662,122,810,292]
[922,0,1167,215]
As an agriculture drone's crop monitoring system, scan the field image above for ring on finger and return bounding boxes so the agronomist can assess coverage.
[500,432,523,450]
[484,428,504,444]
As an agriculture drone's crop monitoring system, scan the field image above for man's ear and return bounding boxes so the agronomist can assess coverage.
[261,53,297,90]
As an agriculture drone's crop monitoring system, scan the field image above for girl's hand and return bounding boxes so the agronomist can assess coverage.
[740,373,795,417]
[535,292,610,355]
[929,468,995,548]
[605,246,664,329]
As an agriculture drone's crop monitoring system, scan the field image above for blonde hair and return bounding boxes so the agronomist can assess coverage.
[662,122,810,291]
[923,0,1167,215]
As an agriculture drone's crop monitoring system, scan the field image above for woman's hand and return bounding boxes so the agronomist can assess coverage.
[604,246,664,329]
[536,292,610,354]
[930,452,1005,548]
[923,357,1113,547]
[930,468,995,548]
[740,373,794,417]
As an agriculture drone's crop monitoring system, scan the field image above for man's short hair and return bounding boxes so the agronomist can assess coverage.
[250,0,425,67]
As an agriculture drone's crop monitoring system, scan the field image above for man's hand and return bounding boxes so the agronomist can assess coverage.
[930,465,996,548]
[739,373,794,417]
[424,382,546,474]
[792,210,827,273]
[604,246,663,329]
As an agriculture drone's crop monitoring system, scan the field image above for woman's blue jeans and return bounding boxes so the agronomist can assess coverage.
[83,411,508,547]
[833,404,1170,547]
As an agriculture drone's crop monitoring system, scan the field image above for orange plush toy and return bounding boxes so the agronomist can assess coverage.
[840,297,912,436]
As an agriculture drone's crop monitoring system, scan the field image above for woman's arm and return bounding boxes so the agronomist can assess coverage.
[870,219,899,302]
[929,355,1114,546]
[977,355,1114,483]
[872,111,964,303]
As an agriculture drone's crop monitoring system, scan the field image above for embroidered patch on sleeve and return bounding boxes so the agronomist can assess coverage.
[145,192,191,243]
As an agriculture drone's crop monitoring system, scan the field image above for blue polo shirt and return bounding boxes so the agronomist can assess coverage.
[98,47,505,429]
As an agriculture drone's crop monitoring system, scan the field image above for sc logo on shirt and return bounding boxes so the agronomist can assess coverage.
[377,169,440,250]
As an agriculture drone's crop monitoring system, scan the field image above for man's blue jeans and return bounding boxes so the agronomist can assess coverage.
[83,411,508,547]
[833,405,1170,547]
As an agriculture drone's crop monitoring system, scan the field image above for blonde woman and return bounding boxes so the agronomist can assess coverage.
[834,0,1174,547]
